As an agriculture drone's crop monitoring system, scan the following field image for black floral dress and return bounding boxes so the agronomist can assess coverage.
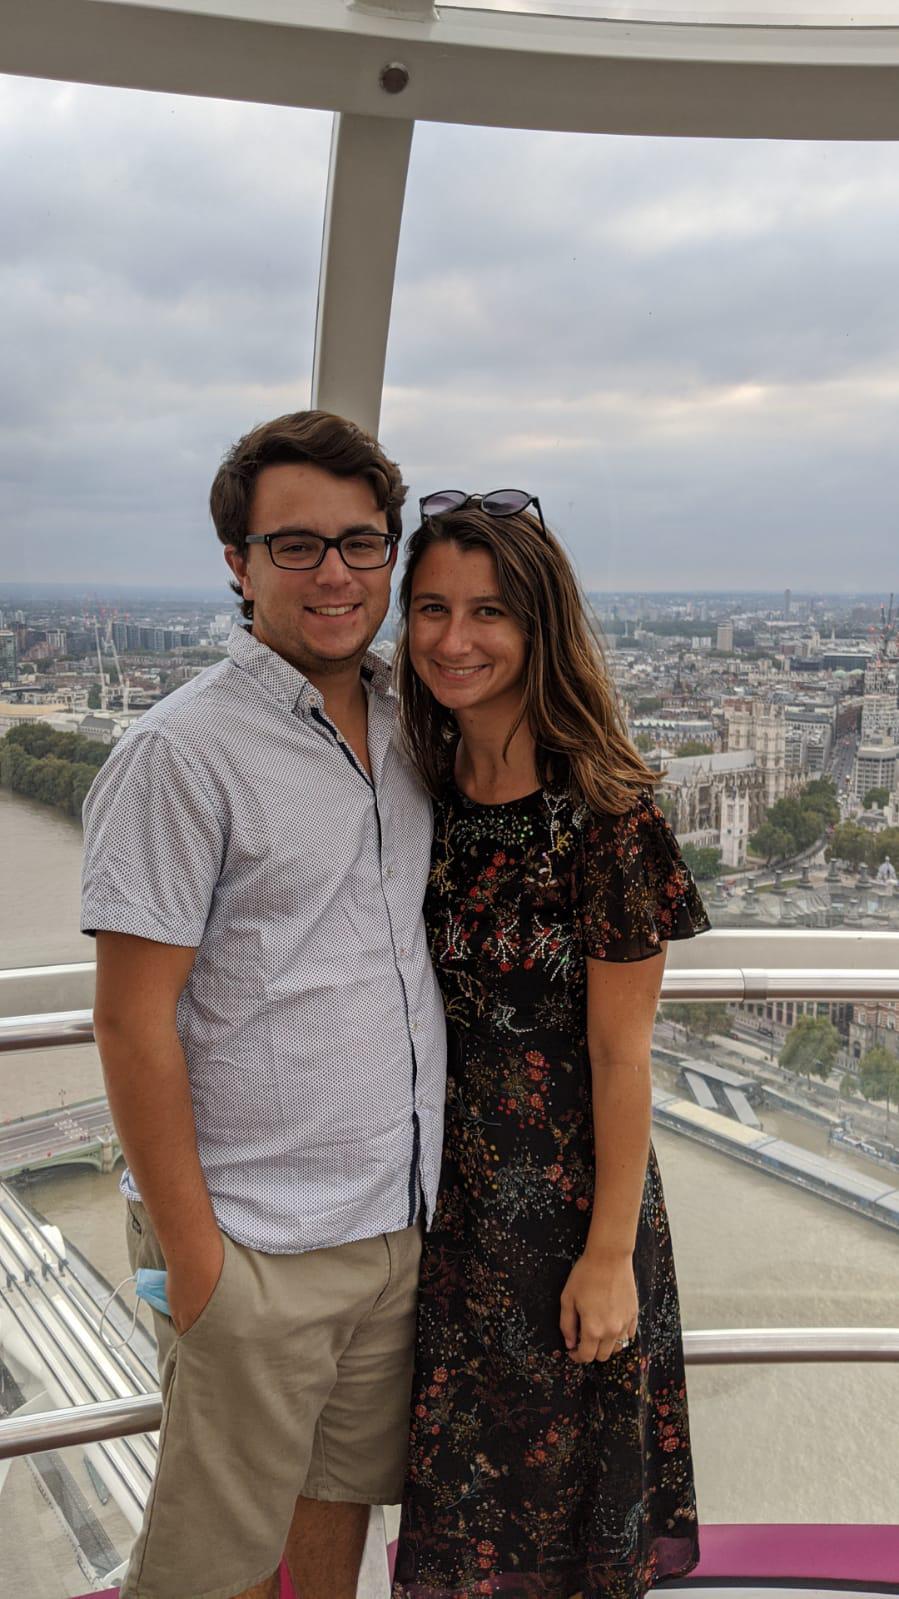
[393,788,710,1599]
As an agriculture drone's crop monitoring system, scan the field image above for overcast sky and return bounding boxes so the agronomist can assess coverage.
[2,71,899,598]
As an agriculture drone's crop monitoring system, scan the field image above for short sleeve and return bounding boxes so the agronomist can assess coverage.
[579,793,711,962]
[81,730,226,946]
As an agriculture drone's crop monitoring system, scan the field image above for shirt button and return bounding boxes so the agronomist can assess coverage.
[399,947,407,959]
[385,865,395,879]
[411,1022,419,1034]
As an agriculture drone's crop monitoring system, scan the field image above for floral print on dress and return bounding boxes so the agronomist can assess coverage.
[393,788,710,1599]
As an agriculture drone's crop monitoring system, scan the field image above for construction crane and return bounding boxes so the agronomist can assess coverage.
[106,631,131,714]
[878,594,897,659]
[91,618,109,713]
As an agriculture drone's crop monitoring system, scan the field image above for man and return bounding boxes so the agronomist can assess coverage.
[81,411,446,1599]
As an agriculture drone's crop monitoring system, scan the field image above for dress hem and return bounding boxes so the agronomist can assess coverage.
[391,1540,701,1599]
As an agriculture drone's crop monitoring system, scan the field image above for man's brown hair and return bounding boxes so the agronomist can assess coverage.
[210,410,407,619]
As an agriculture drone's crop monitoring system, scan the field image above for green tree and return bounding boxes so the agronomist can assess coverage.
[749,822,793,865]
[680,843,722,881]
[826,823,873,868]
[800,777,839,820]
[70,762,100,818]
[87,684,102,709]
[863,786,890,810]
[634,696,664,715]
[779,1015,840,1082]
[0,726,109,820]
[674,740,714,757]
[868,828,899,870]
[766,796,818,851]
[752,779,839,864]
[857,1046,899,1126]
[634,732,656,753]
[663,1002,732,1038]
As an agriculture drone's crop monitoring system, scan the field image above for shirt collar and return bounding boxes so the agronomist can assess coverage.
[228,623,392,713]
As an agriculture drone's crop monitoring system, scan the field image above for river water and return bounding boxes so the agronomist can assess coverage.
[1,784,897,1527]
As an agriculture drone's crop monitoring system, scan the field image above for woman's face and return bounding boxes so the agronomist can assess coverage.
[409,541,528,720]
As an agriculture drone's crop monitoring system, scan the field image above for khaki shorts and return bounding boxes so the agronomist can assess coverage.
[121,1200,421,1599]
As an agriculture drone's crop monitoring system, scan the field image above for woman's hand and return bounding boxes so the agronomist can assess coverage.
[560,1249,638,1364]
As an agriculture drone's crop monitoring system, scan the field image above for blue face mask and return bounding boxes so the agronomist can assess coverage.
[99,1267,171,1351]
[135,1267,171,1318]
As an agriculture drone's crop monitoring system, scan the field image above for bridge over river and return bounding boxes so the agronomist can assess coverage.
[0,1099,120,1180]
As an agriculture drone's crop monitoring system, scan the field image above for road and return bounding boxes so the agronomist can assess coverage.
[827,729,859,798]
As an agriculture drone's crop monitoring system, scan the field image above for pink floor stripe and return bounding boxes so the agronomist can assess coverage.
[384,1526,899,1586]
[82,1524,899,1597]
[692,1524,899,1583]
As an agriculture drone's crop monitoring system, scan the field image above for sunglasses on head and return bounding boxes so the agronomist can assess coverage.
[419,490,548,541]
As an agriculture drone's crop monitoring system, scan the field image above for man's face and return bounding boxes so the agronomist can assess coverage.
[225,462,396,681]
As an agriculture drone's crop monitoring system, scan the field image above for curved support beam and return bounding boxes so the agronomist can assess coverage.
[2,2,899,140]
[312,113,413,435]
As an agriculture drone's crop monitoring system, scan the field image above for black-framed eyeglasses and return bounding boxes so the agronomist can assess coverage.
[419,489,548,540]
[244,530,399,571]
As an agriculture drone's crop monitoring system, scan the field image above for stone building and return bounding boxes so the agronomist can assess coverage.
[848,999,899,1063]
[724,697,790,807]
[657,750,766,868]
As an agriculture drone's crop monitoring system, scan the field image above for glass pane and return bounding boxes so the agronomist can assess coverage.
[653,1004,899,1328]
[687,1363,899,1523]
[0,69,332,1420]
[1,73,330,592]
[0,1440,149,1596]
[651,1006,899,1522]
[384,124,899,938]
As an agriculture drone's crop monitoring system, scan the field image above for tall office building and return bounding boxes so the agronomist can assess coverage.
[0,630,18,686]
[861,661,899,742]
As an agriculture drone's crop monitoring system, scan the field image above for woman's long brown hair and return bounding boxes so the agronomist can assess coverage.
[394,506,661,815]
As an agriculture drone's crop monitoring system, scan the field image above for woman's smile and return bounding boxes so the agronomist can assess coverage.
[410,543,527,716]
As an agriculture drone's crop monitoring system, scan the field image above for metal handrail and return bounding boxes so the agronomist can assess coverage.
[1,1327,897,1462]
[4,964,899,1051]
[1,1009,95,1051]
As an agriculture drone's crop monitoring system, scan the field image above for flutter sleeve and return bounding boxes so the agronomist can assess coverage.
[579,792,711,962]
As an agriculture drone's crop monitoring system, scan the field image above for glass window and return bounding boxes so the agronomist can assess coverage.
[651,1002,899,1521]
[384,123,899,937]
[0,1440,153,1596]
[0,72,331,1414]
[382,124,899,1520]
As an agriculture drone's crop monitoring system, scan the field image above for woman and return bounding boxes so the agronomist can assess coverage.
[391,491,710,1599]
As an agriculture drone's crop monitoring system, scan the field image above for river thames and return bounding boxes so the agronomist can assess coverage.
[2,782,898,1527]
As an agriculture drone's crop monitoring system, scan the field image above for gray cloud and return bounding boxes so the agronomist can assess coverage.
[2,75,899,594]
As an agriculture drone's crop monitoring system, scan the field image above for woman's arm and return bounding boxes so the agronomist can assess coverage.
[559,947,666,1364]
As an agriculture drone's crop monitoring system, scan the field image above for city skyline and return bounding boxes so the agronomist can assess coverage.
[1,581,896,605]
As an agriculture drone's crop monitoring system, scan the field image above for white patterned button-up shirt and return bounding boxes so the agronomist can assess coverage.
[81,624,446,1254]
